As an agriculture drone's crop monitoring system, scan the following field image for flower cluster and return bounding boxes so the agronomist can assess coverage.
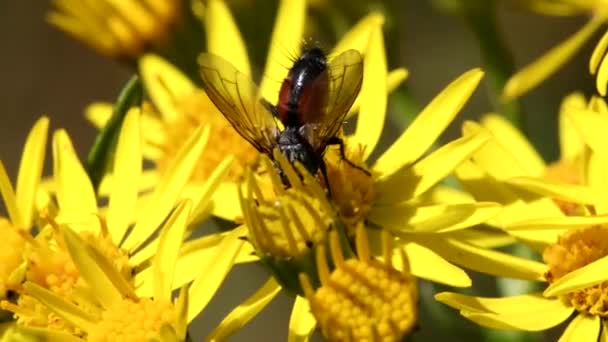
[5,0,608,341]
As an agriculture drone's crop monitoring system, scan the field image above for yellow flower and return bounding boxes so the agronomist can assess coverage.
[0,117,49,339]
[84,0,409,222]
[47,0,184,60]
[435,94,608,341]
[1,109,248,339]
[299,225,418,341]
[503,0,608,99]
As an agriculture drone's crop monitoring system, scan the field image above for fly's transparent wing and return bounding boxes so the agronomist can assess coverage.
[310,49,363,152]
[199,53,277,153]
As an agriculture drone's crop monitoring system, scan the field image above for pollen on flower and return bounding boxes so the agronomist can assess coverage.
[544,226,608,316]
[544,159,584,215]
[300,226,418,341]
[324,141,375,235]
[154,91,259,183]
[88,298,176,342]
[0,219,26,299]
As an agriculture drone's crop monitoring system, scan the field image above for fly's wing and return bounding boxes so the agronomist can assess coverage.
[310,49,363,152]
[199,53,277,154]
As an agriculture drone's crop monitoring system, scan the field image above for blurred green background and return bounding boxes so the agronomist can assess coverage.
[0,1,596,340]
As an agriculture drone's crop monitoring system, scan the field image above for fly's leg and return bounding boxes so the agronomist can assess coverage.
[326,136,371,176]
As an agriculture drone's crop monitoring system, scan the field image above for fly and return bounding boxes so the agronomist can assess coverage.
[199,47,368,193]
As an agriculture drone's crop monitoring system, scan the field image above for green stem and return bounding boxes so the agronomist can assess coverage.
[464,5,524,131]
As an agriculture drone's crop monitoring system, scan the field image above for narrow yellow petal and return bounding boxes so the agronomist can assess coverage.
[139,54,195,123]
[206,278,281,341]
[544,254,608,297]
[590,31,608,74]
[288,296,316,342]
[205,0,250,75]
[107,109,142,243]
[375,129,489,203]
[596,49,608,96]
[153,200,192,301]
[558,93,586,160]
[435,292,573,331]
[601,321,608,342]
[16,116,49,228]
[559,314,600,342]
[174,284,190,340]
[502,18,603,101]
[374,69,483,176]
[0,161,22,228]
[506,176,598,205]
[445,228,516,249]
[566,107,608,154]
[417,237,547,280]
[122,125,209,251]
[6,325,82,342]
[259,0,305,103]
[85,102,113,128]
[400,242,471,287]
[348,68,407,119]
[351,25,387,159]
[61,226,124,307]
[210,182,242,220]
[23,282,97,333]
[370,202,501,234]
[587,151,608,212]
[188,155,233,222]
[188,228,243,321]
[481,114,546,176]
[52,130,98,217]
[332,13,384,56]
[506,215,608,231]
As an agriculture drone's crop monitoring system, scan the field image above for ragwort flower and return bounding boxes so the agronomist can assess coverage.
[437,94,608,341]
[84,0,409,221]
[1,109,247,340]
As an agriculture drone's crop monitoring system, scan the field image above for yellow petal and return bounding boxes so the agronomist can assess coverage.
[348,68,408,119]
[139,54,195,123]
[210,182,242,220]
[435,292,573,331]
[481,114,545,176]
[558,93,586,160]
[204,0,250,75]
[0,161,22,228]
[445,228,516,249]
[601,320,608,342]
[566,107,608,154]
[259,0,305,103]
[107,108,142,243]
[374,69,483,176]
[502,18,603,101]
[416,237,547,280]
[122,125,209,251]
[506,215,608,231]
[85,102,113,128]
[544,254,608,297]
[174,284,189,338]
[23,282,97,333]
[596,46,608,96]
[188,228,243,321]
[52,130,98,218]
[351,25,387,159]
[154,200,192,301]
[206,278,281,341]
[375,128,490,203]
[588,151,608,212]
[400,242,471,287]
[6,325,81,342]
[16,116,49,228]
[61,225,126,307]
[370,202,501,234]
[288,296,316,342]
[332,13,384,56]
[559,314,600,342]
[188,155,233,222]
[591,31,608,74]
[506,176,598,205]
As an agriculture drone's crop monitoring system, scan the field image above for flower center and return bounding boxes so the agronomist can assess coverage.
[88,298,176,342]
[155,91,259,183]
[0,218,26,299]
[324,142,375,235]
[544,159,583,215]
[544,226,608,316]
